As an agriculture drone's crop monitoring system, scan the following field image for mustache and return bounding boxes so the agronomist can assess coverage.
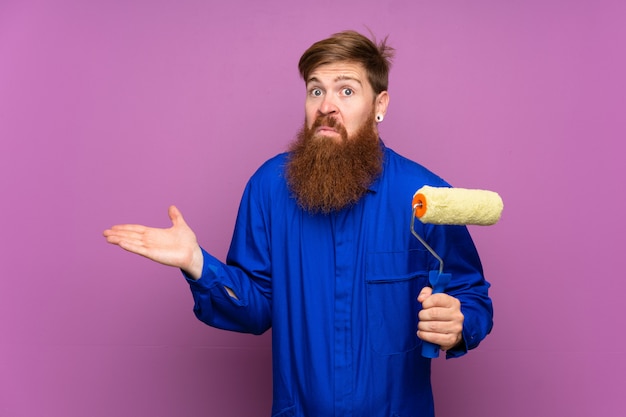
[311,114,342,130]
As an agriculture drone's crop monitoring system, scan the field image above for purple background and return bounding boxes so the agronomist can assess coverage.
[1,0,624,416]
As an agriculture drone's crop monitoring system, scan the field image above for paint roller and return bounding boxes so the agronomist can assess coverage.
[410,185,503,358]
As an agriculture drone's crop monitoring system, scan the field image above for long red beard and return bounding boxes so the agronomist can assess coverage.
[285,112,383,214]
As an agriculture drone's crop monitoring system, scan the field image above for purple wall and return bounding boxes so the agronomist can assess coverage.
[1,0,624,416]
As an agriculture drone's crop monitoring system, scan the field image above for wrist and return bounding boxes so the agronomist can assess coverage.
[184,245,204,280]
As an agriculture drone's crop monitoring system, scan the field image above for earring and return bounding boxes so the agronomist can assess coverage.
[376,114,384,122]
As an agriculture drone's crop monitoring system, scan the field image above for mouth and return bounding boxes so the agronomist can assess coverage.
[316,126,339,136]
[309,115,346,141]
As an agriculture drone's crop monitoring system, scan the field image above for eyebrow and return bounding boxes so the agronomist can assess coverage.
[307,75,363,86]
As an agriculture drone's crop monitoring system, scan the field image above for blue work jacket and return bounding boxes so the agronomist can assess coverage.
[186,144,493,417]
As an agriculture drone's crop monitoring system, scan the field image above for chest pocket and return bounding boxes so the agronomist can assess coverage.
[365,249,429,355]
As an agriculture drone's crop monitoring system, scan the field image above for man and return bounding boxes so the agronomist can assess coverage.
[104,30,493,417]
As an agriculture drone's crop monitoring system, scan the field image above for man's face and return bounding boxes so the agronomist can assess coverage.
[304,61,388,142]
[286,61,390,214]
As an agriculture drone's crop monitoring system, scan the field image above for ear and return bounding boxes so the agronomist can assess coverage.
[375,91,390,120]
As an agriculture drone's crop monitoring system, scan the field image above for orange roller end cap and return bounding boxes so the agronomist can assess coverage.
[412,193,427,218]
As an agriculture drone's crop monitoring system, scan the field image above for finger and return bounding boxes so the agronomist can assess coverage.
[417,318,440,333]
[117,239,151,257]
[419,308,462,329]
[103,227,145,241]
[104,224,148,235]
[421,303,464,321]
[419,306,448,322]
[418,311,460,328]
[104,229,157,253]
[417,316,463,337]
[417,329,460,349]
[419,314,464,342]
[420,293,460,309]
[105,234,145,248]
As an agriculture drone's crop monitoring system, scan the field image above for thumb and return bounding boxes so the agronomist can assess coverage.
[417,286,433,303]
[168,205,185,227]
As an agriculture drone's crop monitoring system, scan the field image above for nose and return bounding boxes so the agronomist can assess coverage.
[318,94,338,116]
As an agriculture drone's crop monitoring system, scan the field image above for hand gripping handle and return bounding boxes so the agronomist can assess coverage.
[421,270,452,358]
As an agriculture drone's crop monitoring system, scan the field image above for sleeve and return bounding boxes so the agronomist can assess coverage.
[424,223,494,358]
[183,177,273,335]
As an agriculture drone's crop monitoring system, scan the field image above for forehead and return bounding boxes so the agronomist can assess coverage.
[306,61,369,86]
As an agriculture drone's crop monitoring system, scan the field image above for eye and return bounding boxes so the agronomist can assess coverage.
[342,88,354,96]
[310,88,323,97]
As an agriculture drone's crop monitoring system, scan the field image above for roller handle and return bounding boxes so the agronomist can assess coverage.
[421,270,452,358]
